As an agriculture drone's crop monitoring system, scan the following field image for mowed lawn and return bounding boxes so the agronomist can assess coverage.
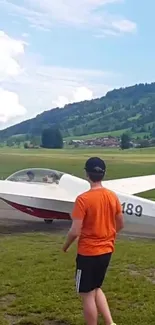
[0,147,155,324]
[0,235,155,325]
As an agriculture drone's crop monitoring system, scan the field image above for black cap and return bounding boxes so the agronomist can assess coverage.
[84,157,106,174]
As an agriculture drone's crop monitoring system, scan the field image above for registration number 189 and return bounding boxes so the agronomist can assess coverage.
[121,202,143,217]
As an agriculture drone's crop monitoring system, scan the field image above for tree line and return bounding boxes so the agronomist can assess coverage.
[24,127,63,149]
[4,127,64,149]
[3,127,155,150]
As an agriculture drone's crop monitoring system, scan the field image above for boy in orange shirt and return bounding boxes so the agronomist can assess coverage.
[63,157,124,325]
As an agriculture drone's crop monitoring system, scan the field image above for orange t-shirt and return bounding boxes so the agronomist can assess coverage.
[71,187,122,256]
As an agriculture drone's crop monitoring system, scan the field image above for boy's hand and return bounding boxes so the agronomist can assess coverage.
[62,243,68,252]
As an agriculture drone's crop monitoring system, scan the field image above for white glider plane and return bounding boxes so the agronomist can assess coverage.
[0,168,155,225]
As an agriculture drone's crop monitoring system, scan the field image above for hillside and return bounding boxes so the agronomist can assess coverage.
[1,82,155,140]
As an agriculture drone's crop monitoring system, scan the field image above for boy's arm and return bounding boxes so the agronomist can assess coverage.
[115,197,124,233]
[62,196,85,252]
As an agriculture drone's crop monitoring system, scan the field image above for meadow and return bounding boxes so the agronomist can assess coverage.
[64,129,149,140]
[0,147,155,325]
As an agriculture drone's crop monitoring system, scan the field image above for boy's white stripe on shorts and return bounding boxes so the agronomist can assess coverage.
[75,269,82,293]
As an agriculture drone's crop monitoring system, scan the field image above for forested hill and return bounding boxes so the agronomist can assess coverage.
[1,82,155,139]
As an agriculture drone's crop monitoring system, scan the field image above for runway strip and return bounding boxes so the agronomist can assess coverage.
[0,200,155,239]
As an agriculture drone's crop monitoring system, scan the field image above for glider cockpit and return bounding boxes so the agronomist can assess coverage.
[6,168,64,184]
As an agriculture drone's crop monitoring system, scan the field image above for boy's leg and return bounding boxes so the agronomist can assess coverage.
[80,289,114,325]
[94,253,115,325]
[95,288,114,325]
[80,290,98,325]
[75,255,98,325]
[75,254,115,325]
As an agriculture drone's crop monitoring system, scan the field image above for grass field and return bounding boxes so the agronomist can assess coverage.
[64,129,149,140]
[1,235,155,325]
[1,147,155,325]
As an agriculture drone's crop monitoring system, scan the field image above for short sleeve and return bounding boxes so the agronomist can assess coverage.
[71,196,86,220]
[116,196,122,215]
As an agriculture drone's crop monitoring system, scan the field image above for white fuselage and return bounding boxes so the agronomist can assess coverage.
[0,172,155,225]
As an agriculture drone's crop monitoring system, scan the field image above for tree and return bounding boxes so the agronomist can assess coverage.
[30,135,40,147]
[120,133,131,150]
[41,127,63,149]
[14,137,21,147]
[6,138,14,147]
[24,142,29,149]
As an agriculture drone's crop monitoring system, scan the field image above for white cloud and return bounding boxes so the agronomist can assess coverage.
[1,0,136,35]
[0,30,25,80]
[0,31,121,128]
[4,64,117,119]
[0,88,26,123]
[22,33,29,38]
[0,31,27,123]
[52,87,93,108]
[112,19,136,32]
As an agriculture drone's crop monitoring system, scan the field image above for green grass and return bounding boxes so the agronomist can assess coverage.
[64,129,149,140]
[1,147,155,324]
[65,129,130,140]
[0,235,155,325]
[128,113,141,121]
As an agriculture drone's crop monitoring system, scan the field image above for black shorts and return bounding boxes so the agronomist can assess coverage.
[75,252,112,293]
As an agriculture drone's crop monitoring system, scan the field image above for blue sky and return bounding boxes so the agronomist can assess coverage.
[0,0,154,129]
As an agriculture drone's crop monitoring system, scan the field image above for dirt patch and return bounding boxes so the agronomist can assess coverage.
[43,322,66,325]
[3,313,67,325]
[5,313,22,325]
[4,317,67,325]
[129,269,141,277]
[146,276,155,284]
[128,265,155,284]
[146,268,155,284]
[128,264,141,277]
[0,294,16,308]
